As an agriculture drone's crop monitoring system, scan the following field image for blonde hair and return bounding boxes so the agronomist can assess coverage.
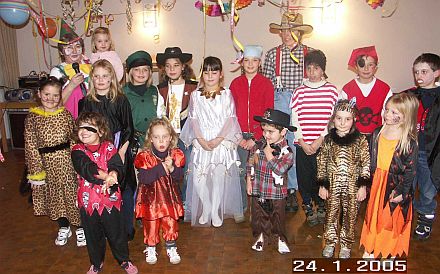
[381,92,419,155]
[143,118,178,151]
[91,27,115,53]
[127,66,153,87]
[87,59,123,103]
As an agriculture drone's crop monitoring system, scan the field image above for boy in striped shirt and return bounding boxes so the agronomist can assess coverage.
[290,50,339,226]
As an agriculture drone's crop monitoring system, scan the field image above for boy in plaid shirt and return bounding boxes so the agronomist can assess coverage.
[246,109,296,254]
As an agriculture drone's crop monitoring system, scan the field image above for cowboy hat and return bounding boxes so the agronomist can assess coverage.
[269,12,313,34]
[156,47,192,66]
[254,109,297,132]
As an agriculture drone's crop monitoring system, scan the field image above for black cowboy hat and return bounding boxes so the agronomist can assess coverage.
[156,47,192,66]
[254,109,297,132]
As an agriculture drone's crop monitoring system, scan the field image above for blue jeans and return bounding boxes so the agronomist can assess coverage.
[237,133,253,211]
[413,150,438,215]
[274,88,298,191]
[178,138,192,202]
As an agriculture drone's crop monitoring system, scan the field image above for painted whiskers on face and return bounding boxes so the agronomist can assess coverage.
[39,85,61,112]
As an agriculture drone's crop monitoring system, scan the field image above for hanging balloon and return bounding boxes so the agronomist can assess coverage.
[37,17,57,38]
[0,0,30,26]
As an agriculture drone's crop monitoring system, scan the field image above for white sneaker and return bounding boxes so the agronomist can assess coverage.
[166,247,181,264]
[251,233,264,252]
[55,227,72,246]
[76,228,87,247]
[278,238,291,254]
[143,246,157,264]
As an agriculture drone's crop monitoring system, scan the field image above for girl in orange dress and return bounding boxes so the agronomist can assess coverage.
[134,118,184,265]
[360,92,419,259]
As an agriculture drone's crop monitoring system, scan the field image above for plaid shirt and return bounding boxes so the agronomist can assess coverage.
[263,44,309,91]
[246,138,294,199]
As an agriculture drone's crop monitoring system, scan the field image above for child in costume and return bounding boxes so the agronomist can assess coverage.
[317,100,370,259]
[123,50,164,154]
[156,47,197,204]
[340,46,393,137]
[263,12,314,212]
[135,118,184,265]
[180,56,243,227]
[24,77,84,247]
[408,53,440,240]
[247,109,295,254]
[79,59,137,241]
[360,93,419,259]
[90,27,124,82]
[50,20,91,118]
[230,45,274,221]
[71,112,138,274]
[289,50,339,226]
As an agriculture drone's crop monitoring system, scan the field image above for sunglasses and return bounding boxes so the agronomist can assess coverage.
[79,126,98,133]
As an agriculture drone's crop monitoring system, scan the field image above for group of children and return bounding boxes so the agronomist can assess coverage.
[21,13,440,274]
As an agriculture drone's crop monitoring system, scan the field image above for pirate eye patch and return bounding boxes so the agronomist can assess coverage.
[79,126,98,133]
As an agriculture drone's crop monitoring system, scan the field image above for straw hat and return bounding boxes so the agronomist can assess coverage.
[269,12,313,34]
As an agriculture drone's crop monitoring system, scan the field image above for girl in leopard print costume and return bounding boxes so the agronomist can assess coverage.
[317,99,370,259]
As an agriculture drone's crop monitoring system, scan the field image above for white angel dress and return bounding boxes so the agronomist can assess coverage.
[180,88,243,227]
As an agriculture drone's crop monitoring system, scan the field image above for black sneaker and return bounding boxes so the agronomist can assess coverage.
[303,204,319,227]
[285,189,299,212]
[414,214,434,240]
[317,206,326,224]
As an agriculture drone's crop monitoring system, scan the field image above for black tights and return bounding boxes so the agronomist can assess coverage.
[57,217,70,228]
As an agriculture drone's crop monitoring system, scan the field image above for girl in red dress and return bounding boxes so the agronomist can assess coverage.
[135,118,184,265]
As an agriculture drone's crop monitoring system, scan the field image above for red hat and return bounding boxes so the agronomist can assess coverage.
[347,46,378,69]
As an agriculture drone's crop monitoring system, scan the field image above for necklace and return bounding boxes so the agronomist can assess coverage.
[200,87,222,99]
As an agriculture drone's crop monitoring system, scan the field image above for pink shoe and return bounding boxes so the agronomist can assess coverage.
[121,261,138,274]
[86,263,103,274]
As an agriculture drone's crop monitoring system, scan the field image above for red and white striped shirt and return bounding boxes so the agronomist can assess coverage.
[290,80,339,144]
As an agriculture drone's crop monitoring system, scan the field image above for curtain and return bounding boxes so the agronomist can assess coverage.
[0,20,20,90]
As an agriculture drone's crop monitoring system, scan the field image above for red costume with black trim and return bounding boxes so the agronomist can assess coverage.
[74,141,122,215]
[342,79,390,134]
[135,148,184,246]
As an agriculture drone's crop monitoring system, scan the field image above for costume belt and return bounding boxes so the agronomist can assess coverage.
[38,142,70,155]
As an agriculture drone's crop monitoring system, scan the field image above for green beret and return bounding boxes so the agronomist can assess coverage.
[126,50,152,71]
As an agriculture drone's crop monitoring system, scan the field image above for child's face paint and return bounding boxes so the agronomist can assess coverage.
[384,103,403,126]
[38,85,61,112]
[92,66,112,94]
[413,62,439,88]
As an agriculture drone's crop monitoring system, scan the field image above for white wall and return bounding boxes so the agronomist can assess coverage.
[15,0,440,92]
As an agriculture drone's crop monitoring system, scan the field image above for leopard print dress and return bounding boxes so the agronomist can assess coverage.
[24,107,80,226]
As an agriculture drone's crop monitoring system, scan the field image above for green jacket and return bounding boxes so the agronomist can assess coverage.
[123,83,159,147]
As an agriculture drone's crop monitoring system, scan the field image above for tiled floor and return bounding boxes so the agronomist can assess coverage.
[0,150,439,273]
